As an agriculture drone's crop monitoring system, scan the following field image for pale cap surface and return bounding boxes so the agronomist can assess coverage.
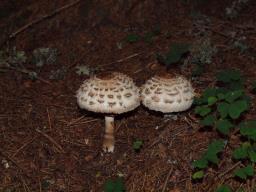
[141,74,194,113]
[76,72,140,114]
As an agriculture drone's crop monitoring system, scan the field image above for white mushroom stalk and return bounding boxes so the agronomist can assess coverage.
[103,116,115,152]
[141,73,194,114]
[76,72,140,152]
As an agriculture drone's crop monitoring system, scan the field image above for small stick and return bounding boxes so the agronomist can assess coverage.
[161,166,174,192]
[67,116,85,126]
[36,128,64,153]
[11,136,38,158]
[101,52,142,67]
[46,108,52,131]
[38,178,42,192]
[9,0,81,39]
[218,161,241,178]
[5,66,51,85]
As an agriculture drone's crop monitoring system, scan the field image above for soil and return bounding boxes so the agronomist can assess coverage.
[1,0,256,191]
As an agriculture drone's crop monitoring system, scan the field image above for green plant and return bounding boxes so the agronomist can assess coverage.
[192,69,255,186]
[132,139,143,152]
[103,177,125,192]
[156,42,190,67]
[234,165,254,179]
[125,27,160,44]
[125,34,140,43]
[192,140,225,178]
[216,185,232,192]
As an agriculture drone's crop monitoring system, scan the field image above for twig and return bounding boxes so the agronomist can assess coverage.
[67,51,89,69]
[36,128,65,153]
[101,52,142,67]
[66,116,85,126]
[11,136,38,158]
[5,66,51,85]
[38,178,42,192]
[161,166,174,192]
[46,108,52,131]
[9,0,81,39]
[218,161,241,178]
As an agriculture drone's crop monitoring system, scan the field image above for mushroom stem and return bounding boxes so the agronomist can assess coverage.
[103,116,115,152]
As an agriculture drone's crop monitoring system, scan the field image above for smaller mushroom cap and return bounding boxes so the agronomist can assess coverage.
[76,72,140,114]
[141,74,194,113]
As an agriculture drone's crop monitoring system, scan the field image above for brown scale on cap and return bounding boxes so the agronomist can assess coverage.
[164,99,174,104]
[97,99,104,104]
[117,95,122,99]
[88,92,95,97]
[124,93,132,98]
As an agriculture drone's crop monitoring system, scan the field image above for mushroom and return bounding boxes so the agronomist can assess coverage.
[141,73,194,114]
[76,72,140,152]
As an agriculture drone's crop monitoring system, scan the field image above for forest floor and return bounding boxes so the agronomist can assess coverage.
[1,0,256,191]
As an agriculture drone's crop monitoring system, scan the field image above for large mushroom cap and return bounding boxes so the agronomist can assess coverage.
[76,72,140,114]
[141,74,194,113]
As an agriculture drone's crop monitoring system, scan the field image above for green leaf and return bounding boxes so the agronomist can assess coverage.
[216,70,241,83]
[203,88,218,98]
[239,120,256,141]
[217,93,226,100]
[133,140,143,151]
[103,178,125,192]
[194,106,212,116]
[193,97,205,105]
[233,145,249,160]
[204,140,225,164]
[192,170,204,179]
[224,90,244,103]
[126,34,140,43]
[143,28,160,43]
[216,119,233,135]
[251,81,256,93]
[217,102,229,119]
[208,140,226,153]
[192,159,208,169]
[244,165,254,176]
[157,43,190,66]
[229,81,244,91]
[216,185,232,192]
[234,165,254,180]
[104,180,115,192]
[248,148,256,162]
[200,115,215,126]
[228,100,248,119]
[208,96,218,105]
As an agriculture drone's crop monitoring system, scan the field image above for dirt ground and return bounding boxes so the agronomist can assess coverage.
[1,0,256,191]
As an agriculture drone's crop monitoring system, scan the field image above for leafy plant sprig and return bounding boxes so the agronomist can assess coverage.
[156,42,190,66]
[125,27,161,44]
[132,139,143,152]
[103,177,125,192]
[192,69,255,184]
